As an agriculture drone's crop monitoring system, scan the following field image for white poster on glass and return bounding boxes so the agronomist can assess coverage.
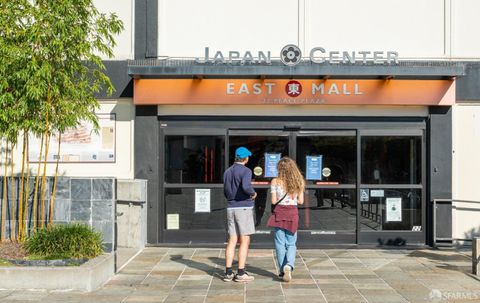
[195,189,211,213]
[386,198,402,222]
[166,214,179,230]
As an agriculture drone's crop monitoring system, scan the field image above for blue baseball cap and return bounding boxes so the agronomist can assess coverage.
[235,147,252,159]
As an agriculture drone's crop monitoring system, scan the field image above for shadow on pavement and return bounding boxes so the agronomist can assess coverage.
[169,255,278,281]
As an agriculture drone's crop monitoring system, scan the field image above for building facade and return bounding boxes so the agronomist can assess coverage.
[10,0,480,247]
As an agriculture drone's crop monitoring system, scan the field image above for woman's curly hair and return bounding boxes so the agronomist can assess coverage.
[277,157,305,195]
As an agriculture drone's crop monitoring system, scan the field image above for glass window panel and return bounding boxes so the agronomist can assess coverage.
[229,136,289,183]
[297,136,356,185]
[300,189,357,231]
[360,188,422,231]
[252,188,357,232]
[165,188,226,230]
[361,136,421,184]
[165,136,225,184]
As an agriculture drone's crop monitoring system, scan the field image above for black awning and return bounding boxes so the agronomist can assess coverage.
[127,59,465,80]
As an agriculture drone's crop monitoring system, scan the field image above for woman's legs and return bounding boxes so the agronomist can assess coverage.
[274,228,286,273]
[284,230,297,269]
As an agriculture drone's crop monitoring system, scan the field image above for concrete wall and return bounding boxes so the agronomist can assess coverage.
[93,0,134,60]
[452,104,480,241]
[156,0,480,60]
[0,177,115,251]
[0,99,134,179]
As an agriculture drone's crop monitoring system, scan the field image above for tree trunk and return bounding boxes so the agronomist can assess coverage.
[49,133,61,226]
[18,133,27,241]
[1,141,8,242]
[32,133,44,232]
[40,130,50,229]
[21,136,30,241]
[10,147,16,241]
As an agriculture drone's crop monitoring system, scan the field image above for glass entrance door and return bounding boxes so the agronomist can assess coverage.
[295,131,357,244]
[228,130,357,244]
[159,121,425,246]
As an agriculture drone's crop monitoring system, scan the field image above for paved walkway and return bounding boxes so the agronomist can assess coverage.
[0,248,479,302]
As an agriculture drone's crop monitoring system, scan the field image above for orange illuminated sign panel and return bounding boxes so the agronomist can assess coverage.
[134,79,455,106]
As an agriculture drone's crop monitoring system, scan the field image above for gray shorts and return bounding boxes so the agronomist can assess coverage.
[227,207,255,236]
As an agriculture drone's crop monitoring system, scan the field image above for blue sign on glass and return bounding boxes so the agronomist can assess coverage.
[306,155,322,180]
[264,153,281,178]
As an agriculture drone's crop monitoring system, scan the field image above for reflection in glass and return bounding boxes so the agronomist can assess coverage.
[165,136,224,184]
[297,136,356,185]
[165,188,227,230]
[229,136,289,182]
[298,189,357,231]
[249,189,357,232]
[362,136,421,184]
[360,189,422,231]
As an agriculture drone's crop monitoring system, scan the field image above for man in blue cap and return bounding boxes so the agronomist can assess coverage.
[222,146,257,282]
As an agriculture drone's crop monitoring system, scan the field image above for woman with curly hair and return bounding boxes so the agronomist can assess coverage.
[267,157,305,282]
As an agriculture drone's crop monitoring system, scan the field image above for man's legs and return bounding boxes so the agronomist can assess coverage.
[225,234,238,269]
[238,235,250,270]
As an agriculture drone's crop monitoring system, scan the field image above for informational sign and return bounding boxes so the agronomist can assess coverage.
[166,214,179,230]
[371,190,385,197]
[29,114,115,163]
[360,189,369,202]
[134,79,455,107]
[306,155,322,180]
[195,189,211,213]
[386,198,402,222]
[264,153,281,178]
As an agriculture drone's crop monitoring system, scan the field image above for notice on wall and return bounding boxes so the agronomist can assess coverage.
[306,155,322,180]
[28,114,116,163]
[166,214,179,230]
[386,198,402,222]
[264,153,281,178]
[360,189,369,202]
[195,189,211,213]
[370,190,385,197]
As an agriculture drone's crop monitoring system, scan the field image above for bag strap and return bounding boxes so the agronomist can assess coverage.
[273,193,288,206]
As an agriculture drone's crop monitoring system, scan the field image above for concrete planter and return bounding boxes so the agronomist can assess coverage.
[0,253,114,292]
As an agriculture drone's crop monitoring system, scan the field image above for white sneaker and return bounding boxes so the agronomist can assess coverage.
[282,265,292,282]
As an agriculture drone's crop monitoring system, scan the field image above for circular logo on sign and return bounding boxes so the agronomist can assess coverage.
[322,167,331,177]
[253,166,263,176]
[280,44,302,66]
[285,80,302,97]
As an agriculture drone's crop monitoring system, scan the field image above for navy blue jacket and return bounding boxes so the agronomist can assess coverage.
[223,163,255,208]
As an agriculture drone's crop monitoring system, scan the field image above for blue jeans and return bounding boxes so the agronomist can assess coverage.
[274,227,297,272]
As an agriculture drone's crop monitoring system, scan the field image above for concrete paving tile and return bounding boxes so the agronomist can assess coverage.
[353,283,392,290]
[284,295,326,303]
[169,288,208,296]
[207,289,245,296]
[316,278,352,286]
[361,294,408,303]
[205,295,244,302]
[0,290,13,299]
[2,291,49,301]
[282,288,323,296]
[124,295,169,302]
[317,283,357,290]
[163,295,206,303]
[246,296,285,303]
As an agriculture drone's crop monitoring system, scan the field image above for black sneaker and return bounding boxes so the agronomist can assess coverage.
[234,272,255,282]
[223,272,235,282]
